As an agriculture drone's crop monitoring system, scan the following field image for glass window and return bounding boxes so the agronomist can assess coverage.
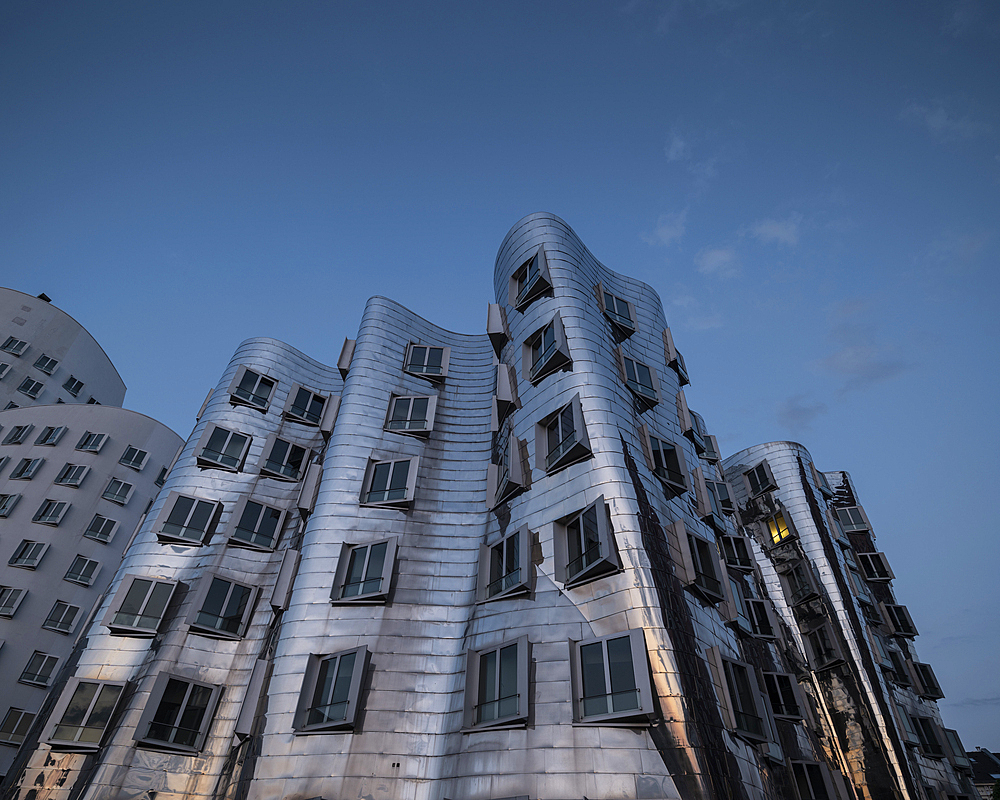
[54,463,88,487]
[362,457,416,506]
[229,367,276,410]
[34,425,66,446]
[1,336,28,356]
[791,762,831,800]
[102,478,133,505]
[84,513,117,543]
[43,600,81,633]
[478,526,529,601]
[0,586,26,617]
[76,431,106,452]
[285,385,326,425]
[573,629,653,724]
[9,540,47,568]
[229,498,283,550]
[556,497,618,588]
[33,498,69,524]
[523,314,570,384]
[63,376,84,396]
[3,424,34,445]
[261,437,309,481]
[744,461,778,497]
[295,647,370,732]
[405,344,449,379]
[386,395,433,434]
[197,426,251,471]
[645,429,687,497]
[47,679,125,750]
[332,539,396,602]
[537,394,592,474]
[20,651,58,686]
[64,555,100,586]
[136,674,221,752]
[104,576,177,636]
[0,493,19,517]
[10,457,43,480]
[33,354,58,374]
[119,446,148,470]
[622,354,658,406]
[602,289,635,331]
[190,576,255,638]
[882,603,918,638]
[509,248,551,310]
[464,636,529,729]
[0,708,35,745]
[762,673,802,719]
[766,512,794,545]
[159,493,221,544]
[835,506,870,532]
[17,377,43,398]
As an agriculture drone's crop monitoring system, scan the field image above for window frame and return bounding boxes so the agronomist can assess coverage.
[535,393,592,474]
[9,539,49,569]
[508,246,552,311]
[157,491,223,545]
[705,646,770,743]
[615,347,661,410]
[227,365,277,411]
[746,597,779,639]
[119,445,149,471]
[478,526,530,602]
[790,760,835,800]
[570,628,654,725]
[761,672,804,720]
[186,574,258,640]
[17,377,43,398]
[777,560,820,607]
[676,390,706,454]
[384,394,438,437]
[63,375,84,396]
[834,505,871,533]
[912,715,947,759]
[403,342,451,382]
[294,646,370,733]
[487,429,528,507]
[663,519,727,605]
[34,425,67,446]
[0,707,35,746]
[10,457,43,480]
[102,477,134,505]
[639,425,688,499]
[804,622,846,671]
[662,326,690,385]
[463,634,530,730]
[226,495,286,551]
[0,586,27,617]
[720,534,754,572]
[0,336,28,356]
[330,537,398,604]
[84,513,118,543]
[33,354,58,374]
[45,677,126,752]
[554,496,619,588]
[763,509,796,546]
[595,282,636,336]
[64,555,101,586]
[743,460,778,497]
[909,661,945,700]
[692,466,727,533]
[103,575,179,637]
[19,651,58,687]
[360,456,419,508]
[0,363,8,380]
[0,492,19,517]
[42,600,81,634]
[283,383,328,426]
[32,498,70,525]
[3,424,34,445]
[522,313,571,384]
[880,602,919,638]
[134,672,222,753]
[857,551,894,582]
[54,462,90,488]
[259,434,311,482]
[75,431,107,453]
[195,425,252,472]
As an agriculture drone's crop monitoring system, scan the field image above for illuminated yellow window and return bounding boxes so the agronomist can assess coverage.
[767,513,792,545]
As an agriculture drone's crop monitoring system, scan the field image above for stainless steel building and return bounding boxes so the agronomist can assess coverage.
[1,214,973,800]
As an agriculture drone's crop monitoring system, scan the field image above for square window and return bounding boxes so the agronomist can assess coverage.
[571,629,654,724]
[535,393,592,473]
[9,540,48,569]
[284,384,328,426]
[478,526,530,601]
[554,497,618,588]
[331,538,398,603]
[385,394,437,436]
[744,460,778,497]
[43,600,81,633]
[46,677,125,751]
[360,456,418,508]
[64,555,100,586]
[0,708,35,746]
[135,673,222,752]
[84,513,118,543]
[294,646,370,732]
[34,425,66,446]
[804,623,845,671]
[17,377,43,398]
[102,477,133,505]
[790,761,833,800]
[721,535,754,572]
[881,603,918,638]
[910,661,944,699]
[596,283,636,336]
[228,366,277,411]
[857,551,894,582]
[1,336,28,356]
[33,354,58,374]
[404,343,451,381]
[228,497,285,550]
[508,246,552,311]
[0,586,26,617]
[10,457,43,479]
[55,462,89,487]
[463,635,530,730]
[197,425,251,472]
[20,651,58,686]
[778,560,819,606]
[639,425,688,499]
[834,506,870,532]
[33,498,69,525]
[662,326,690,385]
[3,424,34,445]
[260,435,310,481]
[158,492,223,545]
[0,493,20,517]
[676,391,706,454]
[523,314,571,384]
[615,348,660,410]
[76,431,107,452]
[761,673,803,719]
[119,445,149,471]
[63,376,84,397]
[187,575,257,639]
[706,647,769,742]
[104,575,178,636]
[488,429,528,507]
[764,511,796,546]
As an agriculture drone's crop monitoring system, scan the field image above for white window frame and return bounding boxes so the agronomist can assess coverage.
[196,425,252,472]
[9,539,48,569]
[570,628,654,725]
[64,555,101,586]
[63,375,84,396]
[84,513,118,543]
[463,635,530,730]
[614,347,660,410]
[54,463,89,488]
[384,394,437,437]
[32,498,69,525]
[1,336,28,356]
[283,383,328,426]
[158,491,223,545]
[227,496,286,551]
[331,537,398,604]
[186,574,258,640]
[228,365,277,411]
[102,477,133,505]
[535,393,592,474]
[478,526,530,602]
[46,677,126,752]
[403,343,451,382]
[20,651,58,687]
[639,425,688,499]
[705,646,770,743]
[360,456,419,508]
[0,586,27,617]
[259,434,311,482]
[103,575,179,636]
[744,460,778,497]
[294,646,370,733]
[522,313,571,384]
[0,493,19,518]
[595,282,636,336]
[42,600,81,634]
[134,672,222,753]
[34,425,67,446]
[3,424,34,445]
[508,246,552,311]
[119,445,149,471]
[75,431,106,453]
[554,496,618,588]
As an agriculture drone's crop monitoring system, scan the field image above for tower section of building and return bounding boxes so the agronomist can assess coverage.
[0,402,182,778]
[0,289,126,410]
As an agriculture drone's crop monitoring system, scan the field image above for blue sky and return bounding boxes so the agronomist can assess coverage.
[2,1,997,747]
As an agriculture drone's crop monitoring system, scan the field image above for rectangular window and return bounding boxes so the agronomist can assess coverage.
[119,445,149,470]
[332,538,397,603]
[55,463,89,487]
[43,600,81,633]
[154,466,168,487]
[46,678,125,751]
[404,343,450,380]
[197,425,251,472]
[762,673,802,719]
[478,526,530,601]
[616,349,660,409]
[0,493,19,517]
[764,511,795,545]
[228,366,276,411]
[32,498,69,525]
[942,728,971,771]
[744,460,778,497]
[703,433,721,462]
[0,708,35,745]
[0,586,26,617]
[835,506,870,532]
[3,424,34,445]
[572,629,653,724]
[536,394,592,473]
[1,336,28,356]
[20,651,58,686]
[294,646,370,732]
[791,761,832,800]
[102,477,133,505]
[76,431,106,452]
[910,662,945,699]
[0,363,8,380]
[135,673,222,752]
[84,513,117,543]
[284,385,327,425]
[158,492,222,544]
[708,480,735,513]
[10,457,43,480]
[386,395,436,436]
[463,635,530,729]
[688,531,724,603]
[260,436,309,481]
[33,354,58,374]
[188,575,256,639]
[361,457,418,507]
[746,599,778,639]
[721,535,754,572]
[804,624,845,671]
[676,390,705,454]
[640,426,688,498]
[555,497,618,588]
[857,551,894,582]
[509,247,551,310]
[706,647,768,742]
[881,603,919,638]
[9,540,48,568]
[63,376,84,397]
[912,716,946,758]
[104,576,178,636]
[779,561,819,606]
[692,467,725,532]
[596,284,636,334]
[523,314,571,384]
[34,425,66,446]
[663,326,690,385]
[228,497,284,550]
[826,509,850,545]
[17,377,43,398]
[488,429,527,507]
[64,555,100,586]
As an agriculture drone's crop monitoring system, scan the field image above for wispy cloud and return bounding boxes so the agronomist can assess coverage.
[745,213,802,246]
[816,299,910,392]
[777,394,827,432]
[669,287,723,330]
[695,246,739,278]
[644,208,689,247]
[948,695,1000,708]
[661,129,722,192]
[665,131,690,162]
[901,101,991,141]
